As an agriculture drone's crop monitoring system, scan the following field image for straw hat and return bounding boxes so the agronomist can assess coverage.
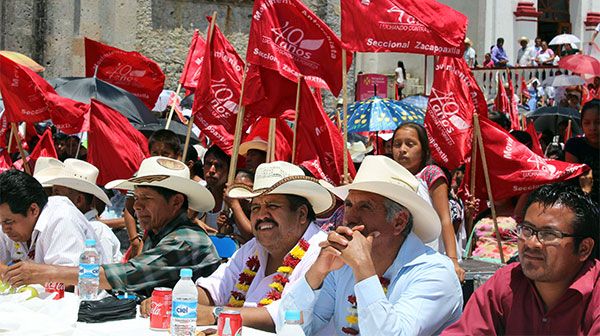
[105,156,214,212]
[320,155,440,243]
[239,136,268,156]
[464,37,472,45]
[34,158,112,206]
[518,36,529,43]
[227,161,335,215]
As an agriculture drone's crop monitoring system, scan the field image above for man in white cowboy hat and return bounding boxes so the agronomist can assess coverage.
[517,36,534,66]
[463,37,476,67]
[33,158,122,263]
[0,169,103,276]
[141,161,334,331]
[2,157,221,297]
[274,155,463,336]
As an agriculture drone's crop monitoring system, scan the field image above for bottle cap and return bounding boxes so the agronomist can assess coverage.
[180,268,192,278]
[284,310,302,322]
[85,239,96,247]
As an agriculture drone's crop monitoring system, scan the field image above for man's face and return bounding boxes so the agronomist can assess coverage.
[518,202,585,284]
[535,38,542,47]
[0,203,38,243]
[343,190,400,239]
[133,187,180,233]
[520,40,528,48]
[203,154,228,189]
[497,40,503,47]
[149,142,179,159]
[245,149,266,172]
[51,185,84,213]
[249,194,308,253]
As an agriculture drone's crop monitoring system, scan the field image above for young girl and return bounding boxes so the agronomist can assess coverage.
[391,123,465,281]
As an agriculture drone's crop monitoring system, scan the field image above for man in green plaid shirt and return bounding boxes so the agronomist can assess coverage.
[1,157,221,297]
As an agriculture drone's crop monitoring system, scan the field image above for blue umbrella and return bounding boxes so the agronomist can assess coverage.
[400,95,428,110]
[347,96,425,132]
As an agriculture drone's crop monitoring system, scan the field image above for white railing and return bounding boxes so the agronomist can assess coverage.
[470,66,563,101]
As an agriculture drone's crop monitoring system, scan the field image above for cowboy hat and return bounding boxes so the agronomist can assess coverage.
[239,136,268,156]
[105,156,214,212]
[227,161,335,215]
[518,36,529,43]
[34,158,112,206]
[464,37,472,45]
[320,155,440,243]
[348,141,374,163]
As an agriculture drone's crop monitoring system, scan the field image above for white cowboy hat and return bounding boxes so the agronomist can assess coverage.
[238,137,268,156]
[518,36,529,43]
[227,161,335,215]
[464,37,472,45]
[348,141,373,163]
[105,156,214,212]
[320,155,440,243]
[34,158,112,206]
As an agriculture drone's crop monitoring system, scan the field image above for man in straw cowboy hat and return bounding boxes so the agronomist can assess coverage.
[517,36,534,66]
[274,155,463,335]
[33,158,122,263]
[2,156,221,297]
[142,161,334,331]
[0,169,104,275]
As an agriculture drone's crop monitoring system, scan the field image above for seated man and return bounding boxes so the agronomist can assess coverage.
[443,183,600,335]
[1,157,221,297]
[275,155,463,335]
[141,161,334,332]
[0,170,102,273]
[34,158,122,263]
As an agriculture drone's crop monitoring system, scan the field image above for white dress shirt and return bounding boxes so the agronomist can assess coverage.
[195,223,327,321]
[275,232,463,336]
[0,196,102,266]
[84,209,122,264]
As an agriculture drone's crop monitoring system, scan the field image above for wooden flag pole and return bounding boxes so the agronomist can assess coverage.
[11,123,31,175]
[341,50,349,184]
[226,61,249,184]
[267,118,276,163]
[291,75,303,163]
[473,114,505,263]
[182,12,217,162]
[165,83,183,130]
[7,124,14,154]
[465,118,479,259]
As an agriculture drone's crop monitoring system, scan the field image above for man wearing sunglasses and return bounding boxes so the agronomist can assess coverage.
[443,182,600,335]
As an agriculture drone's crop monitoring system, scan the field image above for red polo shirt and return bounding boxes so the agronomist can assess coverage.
[442,260,600,335]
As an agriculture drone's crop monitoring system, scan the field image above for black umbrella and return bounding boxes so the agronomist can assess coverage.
[135,118,199,145]
[49,77,158,125]
[181,93,194,109]
[526,106,580,119]
[526,106,582,137]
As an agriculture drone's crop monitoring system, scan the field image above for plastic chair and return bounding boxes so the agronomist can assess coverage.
[209,235,239,259]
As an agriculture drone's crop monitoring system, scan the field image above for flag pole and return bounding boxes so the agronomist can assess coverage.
[7,124,14,154]
[182,13,217,162]
[11,123,31,175]
[267,118,276,163]
[473,114,505,264]
[291,75,303,163]
[465,117,479,259]
[341,49,349,184]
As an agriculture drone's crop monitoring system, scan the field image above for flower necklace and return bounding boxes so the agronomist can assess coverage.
[227,238,310,307]
[341,276,390,335]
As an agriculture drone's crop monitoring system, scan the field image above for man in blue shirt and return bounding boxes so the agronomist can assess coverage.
[491,37,510,67]
[275,156,463,335]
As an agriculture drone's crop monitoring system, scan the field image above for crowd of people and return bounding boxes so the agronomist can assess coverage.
[0,92,597,334]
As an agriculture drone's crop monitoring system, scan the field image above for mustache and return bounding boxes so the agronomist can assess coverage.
[521,247,544,258]
[254,218,278,229]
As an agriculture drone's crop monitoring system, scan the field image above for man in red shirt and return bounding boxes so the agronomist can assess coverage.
[443,182,600,335]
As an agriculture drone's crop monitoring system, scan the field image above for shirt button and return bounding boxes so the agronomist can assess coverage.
[542,318,548,323]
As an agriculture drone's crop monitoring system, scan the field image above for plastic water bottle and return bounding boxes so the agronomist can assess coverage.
[278,310,306,336]
[78,239,100,300]
[171,268,197,336]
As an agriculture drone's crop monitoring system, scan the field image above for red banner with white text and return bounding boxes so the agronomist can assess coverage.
[180,30,207,91]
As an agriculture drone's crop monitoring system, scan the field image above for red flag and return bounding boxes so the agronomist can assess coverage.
[167,92,187,124]
[506,73,520,131]
[87,99,148,185]
[0,149,12,173]
[180,30,207,91]
[425,56,487,170]
[341,0,467,57]
[243,65,298,118]
[13,128,57,171]
[0,113,9,148]
[47,94,90,135]
[520,75,530,101]
[461,117,589,202]
[0,54,53,123]
[242,117,293,162]
[295,78,356,185]
[246,0,351,95]
[84,38,165,110]
[494,74,510,114]
[525,121,544,156]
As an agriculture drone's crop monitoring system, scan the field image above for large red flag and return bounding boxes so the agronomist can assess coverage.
[295,78,356,185]
[425,56,487,170]
[242,65,298,118]
[87,99,149,185]
[13,128,57,171]
[47,94,90,135]
[461,117,589,202]
[341,0,467,57]
[246,0,351,96]
[526,121,544,156]
[0,54,53,123]
[180,30,207,91]
[84,38,165,110]
[494,74,510,114]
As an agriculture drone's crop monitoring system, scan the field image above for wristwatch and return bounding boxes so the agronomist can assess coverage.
[212,306,224,322]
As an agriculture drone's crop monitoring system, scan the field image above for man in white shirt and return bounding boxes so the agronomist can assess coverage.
[0,169,102,275]
[463,38,476,67]
[34,158,122,263]
[517,36,533,66]
[275,156,463,336]
[141,161,334,332]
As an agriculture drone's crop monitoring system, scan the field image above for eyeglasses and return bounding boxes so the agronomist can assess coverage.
[516,224,580,245]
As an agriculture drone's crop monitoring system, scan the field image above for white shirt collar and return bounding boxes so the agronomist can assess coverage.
[84,209,99,222]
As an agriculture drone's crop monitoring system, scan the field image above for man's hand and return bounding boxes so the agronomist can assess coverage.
[140,297,152,317]
[195,218,218,234]
[3,261,53,287]
[332,226,379,282]
[197,305,217,326]
[129,238,144,258]
[216,212,234,235]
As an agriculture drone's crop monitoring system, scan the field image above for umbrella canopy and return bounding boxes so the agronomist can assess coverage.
[547,75,586,87]
[400,95,428,110]
[0,51,45,72]
[136,118,199,145]
[526,106,580,119]
[347,96,425,133]
[558,54,600,76]
[49,77,158,125]
[548,34,581,46]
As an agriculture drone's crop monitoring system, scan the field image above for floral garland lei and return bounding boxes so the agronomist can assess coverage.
[227,238,310,307]
[341,277,390,335]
